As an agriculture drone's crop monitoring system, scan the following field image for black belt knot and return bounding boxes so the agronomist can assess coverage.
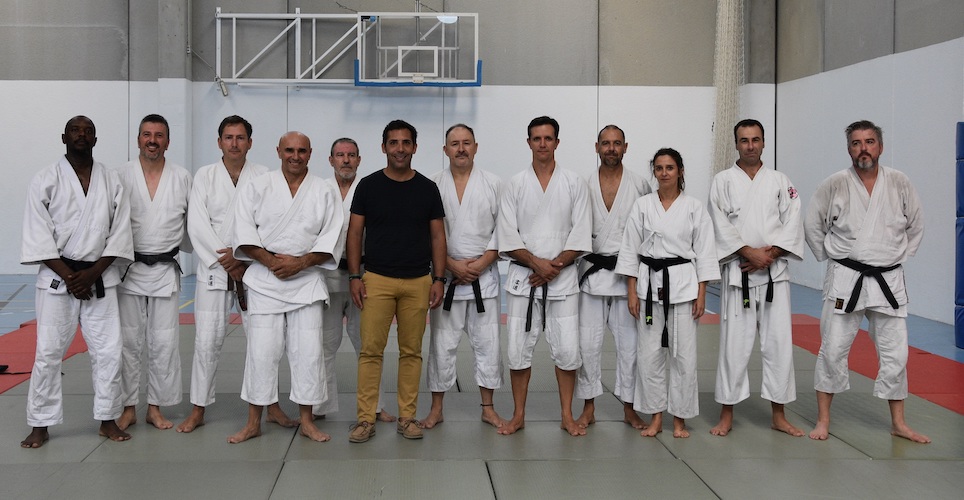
[123,247,181,282]
[442,279,485,313]
[61,257,105,298]
[512,261,547,332]
[578,253,618,287]
[833,258,901,313]
[639,256,690,348]
[741,267,774,309]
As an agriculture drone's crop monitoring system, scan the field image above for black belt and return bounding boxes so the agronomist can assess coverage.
[442,279,485,313]
[123,247,182,281]
[578,253,618,287]
[513,261,547,332]
[639,256,690,348]
[833,258,901,313]
[61,257,105,298]
[741,267,774,308]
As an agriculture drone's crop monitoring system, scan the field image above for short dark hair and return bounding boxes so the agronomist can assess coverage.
[330,137,359,156]
[733,119,764,143]
[140,114,170,136]
[218,115,252,138]
[382,119,417,145]
[597,124,625,143]
[65,115,95,135]
[527,116,559,139]
[845,120,883,143]
[445,123,475,142]
[650,147,686,192]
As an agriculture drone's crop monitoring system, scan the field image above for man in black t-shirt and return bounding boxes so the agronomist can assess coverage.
[346,119,447,442]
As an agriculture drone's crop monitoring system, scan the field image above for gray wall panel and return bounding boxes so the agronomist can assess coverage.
[599,0,716,86]
[895,0,964,52]
[823,0,894,72]
[776,0,823,82]
[746,0,776,83]
[0,0,129,80]
[130,0,160,81]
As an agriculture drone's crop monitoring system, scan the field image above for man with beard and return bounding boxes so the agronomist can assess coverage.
[574,125,650,431]
[20,115,133,448]
[804,120,930,443]
[115,114,192,431]
[313,138,395,423]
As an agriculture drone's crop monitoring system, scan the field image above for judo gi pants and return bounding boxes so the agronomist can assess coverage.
[505,293,580,371]
[356,272,431,423]
[189,285,246,407]
[814,300,908,400]
[241,303,325,406]
[27,288,123,427]
[314,291,388,416]
[427,297,502,392]
[634,301,699,419]
[576,293,636,403]
[118,291,182,407]
[715,280,796,405]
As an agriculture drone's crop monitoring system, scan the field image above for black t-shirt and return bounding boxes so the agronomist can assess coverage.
[350,169,445,278]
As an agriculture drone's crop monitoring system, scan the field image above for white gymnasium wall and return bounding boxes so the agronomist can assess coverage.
[779,37,964,324]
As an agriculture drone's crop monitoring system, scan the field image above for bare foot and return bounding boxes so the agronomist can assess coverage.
[421,408,444,429]
[623,405,648,430]
[497,416,525,435]
[575,410,595,428]
[176,406,206,433]
[771,417,805,437]
[117,406,137,431]
[481,407,507,428]
[641,413,662,437]
[228,423,262,443]
[299,421,332,442]
[266,404,298,428]
[710,407,733,437]
[809,421,830,440]
[376,410,397,423]
[100,420,132,442]
[145,405,173,430]
[892,423,931,444]
[672,417,690,438]
[560,416,587,436]
[20,427,49,448]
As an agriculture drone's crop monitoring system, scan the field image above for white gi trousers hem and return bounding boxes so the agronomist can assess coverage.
[505,293,580,371]
[714,280,796,405]
[189,286,245,407]
[242,303,326,406]
[576,293,636,402]
[633,302,699,419]
[119,292,182,407]
[27,288,124,427]
[814,300,909,400]
[315,291,388,415]
[427,297,503,392]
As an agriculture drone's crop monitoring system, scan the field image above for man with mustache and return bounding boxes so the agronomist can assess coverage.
[347,120,446,443]
[804,120,930,443]
[574,125,651,432]
[20,115,133,448]
[497,116,592,436]
[229,131,342,444]
[177,115,296,433]
[313,137,395,423]
[115,114,192,431]
[421,124,506,429]
[708,119,806,438]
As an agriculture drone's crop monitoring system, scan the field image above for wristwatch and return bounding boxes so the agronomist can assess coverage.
[432,275,447,284]
[348,274,363,281]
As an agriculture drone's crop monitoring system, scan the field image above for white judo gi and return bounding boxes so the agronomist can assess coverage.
[314,176,389,416]
[21,158,133,427]
[615,193,719,419]
[708,164,804,406]
[234,170,342,406]
[114,160,192,409]
[497,165,592,371]
[187,160,268,407]
[427,167,503,393]
[804,166,923,400]
[575,168,650,403]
